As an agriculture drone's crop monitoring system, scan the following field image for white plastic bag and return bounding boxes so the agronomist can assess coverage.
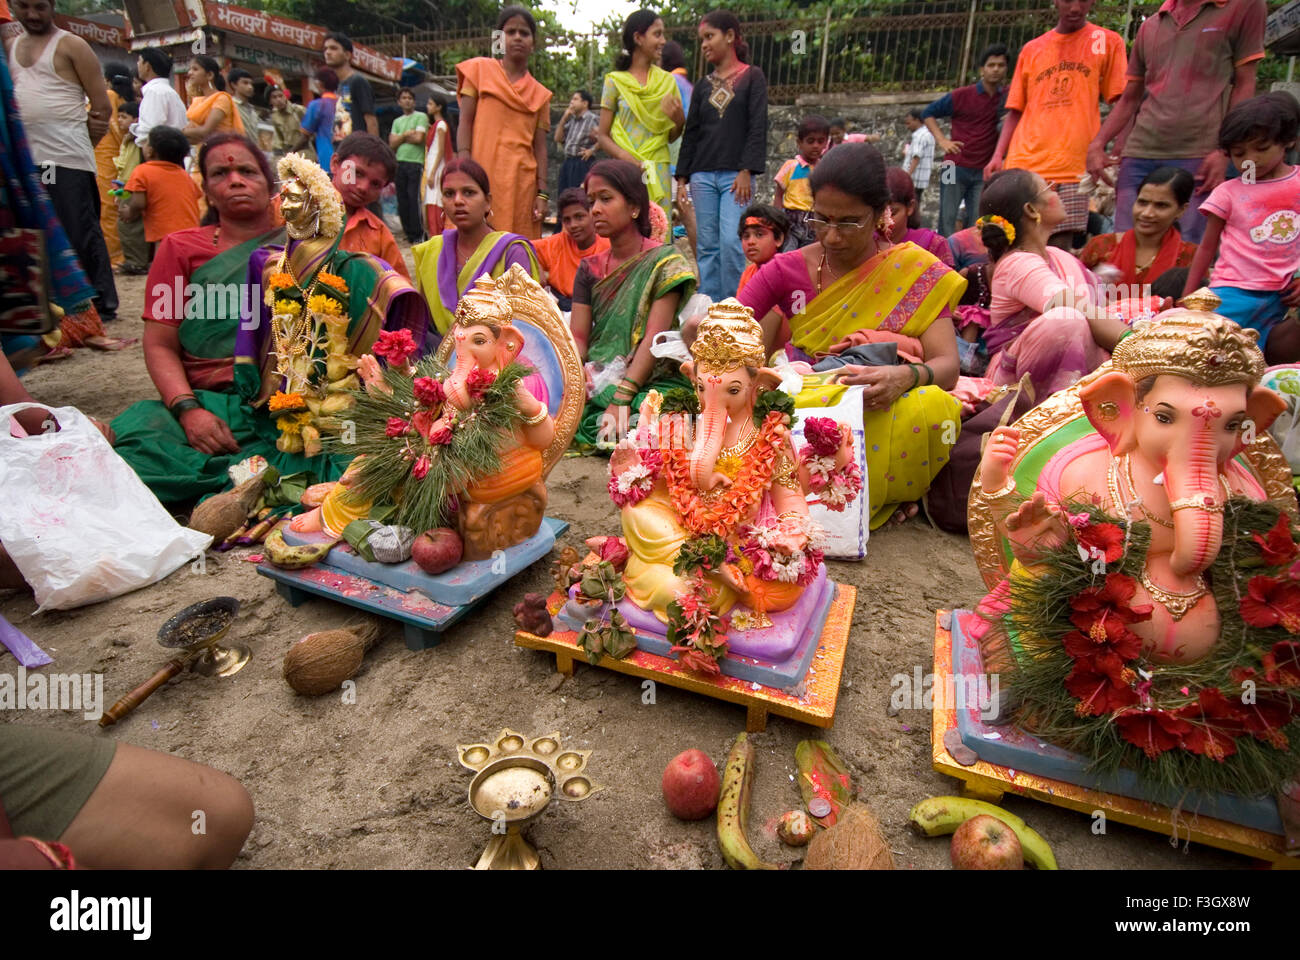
[790,386,869,560]
[0,404,213,611]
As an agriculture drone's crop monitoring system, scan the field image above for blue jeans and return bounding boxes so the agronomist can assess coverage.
[938,164,985,237]
[1115,156,1207,244]
[690,170,746,301]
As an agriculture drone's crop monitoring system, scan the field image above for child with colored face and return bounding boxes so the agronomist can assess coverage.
[774,116,830,248]
[736,204,788,297]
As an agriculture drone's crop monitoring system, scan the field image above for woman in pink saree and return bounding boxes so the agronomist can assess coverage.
[978,170,1129,402]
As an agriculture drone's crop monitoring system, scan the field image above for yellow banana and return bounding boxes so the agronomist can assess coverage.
[717,733,779,870]
[908,795,1057,869]
[264,527,338,570]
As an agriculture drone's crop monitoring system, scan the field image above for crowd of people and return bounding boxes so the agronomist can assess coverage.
[3,0,1300,868]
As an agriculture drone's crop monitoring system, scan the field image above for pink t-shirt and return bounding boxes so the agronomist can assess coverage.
[1200,167,1300,291]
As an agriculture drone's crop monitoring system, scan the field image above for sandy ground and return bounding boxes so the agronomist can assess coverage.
[2,257,1250,870]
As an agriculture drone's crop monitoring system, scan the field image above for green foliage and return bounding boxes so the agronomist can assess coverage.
[673,534,729,577]
[264,0,499,37]
[753,390,794,428]
[659,387,701,416]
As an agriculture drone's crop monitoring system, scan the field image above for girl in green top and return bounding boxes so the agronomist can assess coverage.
[595,9,685,219]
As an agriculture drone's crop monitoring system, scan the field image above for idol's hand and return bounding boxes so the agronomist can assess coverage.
[980,425,1021,493]
[1004,491,1069,563]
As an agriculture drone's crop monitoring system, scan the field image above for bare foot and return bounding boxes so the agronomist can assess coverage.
[290,507,324,533]
[86,336,136,351]
[888,502,920,526]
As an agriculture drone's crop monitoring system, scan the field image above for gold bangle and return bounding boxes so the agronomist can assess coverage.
[981,478,1018,500]
[520,403,549,426]
[1168,496,1223,514]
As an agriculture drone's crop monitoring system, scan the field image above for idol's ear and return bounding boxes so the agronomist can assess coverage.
[754,366,782,393]
[497,327,525,365]
[1079,370,1139,455]
[680,359,696,382]
[1237,386,1288,457]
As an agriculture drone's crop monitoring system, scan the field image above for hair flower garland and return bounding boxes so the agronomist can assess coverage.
[977,214,1016,245]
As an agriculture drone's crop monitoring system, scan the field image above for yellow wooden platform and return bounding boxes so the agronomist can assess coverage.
[515,585,855,732]
[931,611,1298,868]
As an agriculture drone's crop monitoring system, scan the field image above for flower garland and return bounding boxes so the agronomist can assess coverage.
[662,410,786,538]
[666,534,731,676]
[799,416,862,511]
[738,513,825,588]
[996,498,1300,796]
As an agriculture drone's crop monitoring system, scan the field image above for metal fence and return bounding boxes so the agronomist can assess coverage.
[360,0,1288,101]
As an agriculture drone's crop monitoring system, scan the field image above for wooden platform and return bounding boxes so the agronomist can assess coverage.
[931,611,1299,869]
[515,585,855,732]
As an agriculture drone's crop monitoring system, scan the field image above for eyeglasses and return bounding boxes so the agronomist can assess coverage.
[805,215,869,234]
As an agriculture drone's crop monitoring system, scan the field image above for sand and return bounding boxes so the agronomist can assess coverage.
[1,265,1247,870]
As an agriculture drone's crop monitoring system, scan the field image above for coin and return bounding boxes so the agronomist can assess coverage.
[808,797,832,818]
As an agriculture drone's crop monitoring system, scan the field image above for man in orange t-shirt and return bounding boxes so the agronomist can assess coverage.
[120,125,202,250]
[331,132,410,279]
[532,188,608,310]
[986,0,1126,245]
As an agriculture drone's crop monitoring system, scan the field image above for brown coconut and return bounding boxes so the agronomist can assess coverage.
[802,803,894,870]
[189,474,266,540]
[283,621,381,696]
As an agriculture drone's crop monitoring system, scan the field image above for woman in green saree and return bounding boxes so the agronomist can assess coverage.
[571,159,696,449]
[595,10,685,220]
[410,158,541,336]
[111,133,429,503]
[738,143,967,528]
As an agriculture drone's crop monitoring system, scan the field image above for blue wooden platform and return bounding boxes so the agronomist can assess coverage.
[257,517,568,650]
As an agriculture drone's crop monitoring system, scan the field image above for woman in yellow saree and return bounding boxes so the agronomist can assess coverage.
[738,143,966,528]
[595,10,684,219]
[410,158,541,336]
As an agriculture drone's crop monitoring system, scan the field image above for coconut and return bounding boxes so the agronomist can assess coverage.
[283,621,381,696]
[189,474,265,540]
[802,803,894,870]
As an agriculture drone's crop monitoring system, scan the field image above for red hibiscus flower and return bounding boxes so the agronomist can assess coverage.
[1070,573,1154,623]
[371,328,419,367]
[802,417,841,458]
[1074,522,1124,563]
[465,367,497,400]
[1253,514,1299,567]
[1063,630,1140,685]
[411,455,430,480]
[1237,695,1295,749]
[385,416,410,438]
[413,376,445,408]
[1116,709,1193,759]
[1175,688,1245,761]
[428,424,453,446]
[1064,660,1139,716]
[1263,640,1300,687]
[1239,576,1300,633]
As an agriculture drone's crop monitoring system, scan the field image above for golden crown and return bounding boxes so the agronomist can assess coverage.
[1110,289,1265,388]
[453,274,514,330]
[690,299,765,373]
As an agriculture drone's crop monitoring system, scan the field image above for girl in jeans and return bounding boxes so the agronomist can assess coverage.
[676,10,767,302]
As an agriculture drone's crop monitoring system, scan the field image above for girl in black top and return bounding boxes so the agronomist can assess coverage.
[675,10,767,303]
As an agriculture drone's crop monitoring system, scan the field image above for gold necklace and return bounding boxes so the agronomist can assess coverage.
[709,420,758,492]
[1139,568,1208,622]
[1122,454,1174,529]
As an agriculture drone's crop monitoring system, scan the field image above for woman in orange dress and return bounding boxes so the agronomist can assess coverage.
[454,5,551,240]
[182,56,242,143]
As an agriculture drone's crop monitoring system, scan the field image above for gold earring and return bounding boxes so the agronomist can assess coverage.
[1098,401,1119,422]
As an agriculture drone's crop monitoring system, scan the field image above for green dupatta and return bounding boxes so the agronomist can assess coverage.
[178,226,285,364]
[606,67,678,206]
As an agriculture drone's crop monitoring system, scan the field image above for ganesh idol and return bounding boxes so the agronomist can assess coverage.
[966,292,1300,801]
[293,269,559,561]
[599,300,860,674]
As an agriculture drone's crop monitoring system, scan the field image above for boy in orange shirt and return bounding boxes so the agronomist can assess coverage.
[331,132,410,279]
[533,188,609,310]
[119,126,202,257]
[985,0,1126,248]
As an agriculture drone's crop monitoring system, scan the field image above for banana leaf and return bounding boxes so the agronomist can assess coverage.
[795,740,853,828]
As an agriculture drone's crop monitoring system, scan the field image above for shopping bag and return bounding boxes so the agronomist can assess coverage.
[0,404,213,611]
[790,385,869,560]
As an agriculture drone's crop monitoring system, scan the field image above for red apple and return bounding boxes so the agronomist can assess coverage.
[950,814,1023,870]
[661,749,720,820]
[411,527,463,575]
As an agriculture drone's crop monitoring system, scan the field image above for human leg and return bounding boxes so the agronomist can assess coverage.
[960,166,984,231]
[690,171,723,302]
[395,161,423,242]
[46,168,119,320]
[715,171,745,298]
[118,213,150,272]
[938,174,961,237]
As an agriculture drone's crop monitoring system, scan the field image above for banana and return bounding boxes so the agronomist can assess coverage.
[264,526,339,570]
[716,733,779,870]
[908,795,1058,870]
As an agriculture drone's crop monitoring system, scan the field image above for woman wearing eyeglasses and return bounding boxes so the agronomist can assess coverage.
[737,142,967,528]
[978,169,1130,402]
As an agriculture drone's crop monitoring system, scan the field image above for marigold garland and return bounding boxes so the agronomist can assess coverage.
[269,390,307,413]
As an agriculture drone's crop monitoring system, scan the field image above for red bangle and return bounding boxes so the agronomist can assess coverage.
[20,837,76,869]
